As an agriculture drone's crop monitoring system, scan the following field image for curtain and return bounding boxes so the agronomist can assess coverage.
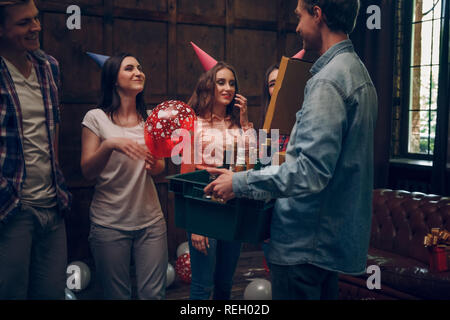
[350,0,396,189]
[431,0,450,194]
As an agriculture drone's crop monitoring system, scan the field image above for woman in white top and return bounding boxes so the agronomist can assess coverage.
[81,53,168,299]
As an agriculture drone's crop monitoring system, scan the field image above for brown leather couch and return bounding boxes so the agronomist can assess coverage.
[338,189,450,300]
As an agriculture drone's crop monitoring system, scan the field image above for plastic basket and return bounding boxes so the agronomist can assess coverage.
[167,170,273,243]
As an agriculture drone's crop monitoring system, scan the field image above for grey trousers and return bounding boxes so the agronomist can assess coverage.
[89,218,168,300]
[0,205,67,300]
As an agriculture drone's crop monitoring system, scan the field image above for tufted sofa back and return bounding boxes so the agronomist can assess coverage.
[371,189,450,264]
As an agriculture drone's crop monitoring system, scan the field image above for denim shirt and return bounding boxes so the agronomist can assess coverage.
[232,40,378,275]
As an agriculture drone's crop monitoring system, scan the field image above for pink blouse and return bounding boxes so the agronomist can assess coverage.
[181,114,255,172]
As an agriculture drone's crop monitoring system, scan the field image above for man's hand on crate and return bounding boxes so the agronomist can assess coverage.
[204,168,235,202]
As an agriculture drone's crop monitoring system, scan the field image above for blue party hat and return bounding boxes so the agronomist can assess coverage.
[86,52,110,68]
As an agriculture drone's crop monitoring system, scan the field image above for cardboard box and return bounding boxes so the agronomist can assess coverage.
[263,56,313,135]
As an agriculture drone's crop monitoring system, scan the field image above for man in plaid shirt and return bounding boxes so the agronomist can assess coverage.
[0,0,71,299]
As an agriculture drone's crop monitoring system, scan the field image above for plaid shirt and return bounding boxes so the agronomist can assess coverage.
[0,50,71,223]
[278,134,290,152]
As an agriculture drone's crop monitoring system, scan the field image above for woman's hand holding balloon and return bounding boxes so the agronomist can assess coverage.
[144,151,157,170]
[145,152,165,175]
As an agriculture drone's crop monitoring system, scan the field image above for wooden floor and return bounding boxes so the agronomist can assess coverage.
[74,250,269,300]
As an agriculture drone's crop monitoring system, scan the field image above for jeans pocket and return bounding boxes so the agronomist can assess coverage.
[88,223,98,242]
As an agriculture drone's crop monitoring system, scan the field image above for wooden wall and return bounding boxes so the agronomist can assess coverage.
[36,0,304,261]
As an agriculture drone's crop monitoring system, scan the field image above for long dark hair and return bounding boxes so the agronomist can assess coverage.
[260,63,279,129]
[98,53,147,123]
[187,61,241,128]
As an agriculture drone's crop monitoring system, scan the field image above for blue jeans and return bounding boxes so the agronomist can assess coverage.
[188,233,241,300]
[0,205,67,300]
[89,218,168,300]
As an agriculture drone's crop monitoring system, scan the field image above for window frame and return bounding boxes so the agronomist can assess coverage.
[398,0,447,161]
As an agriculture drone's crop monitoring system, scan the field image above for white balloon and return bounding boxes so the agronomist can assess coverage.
[65,288,77,300]
[166,263,175,288]
[243,279,272,300]
[176,241,190,257]
[66,260,91,292]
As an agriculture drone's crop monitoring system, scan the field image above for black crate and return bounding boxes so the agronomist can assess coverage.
[167,170,273,243]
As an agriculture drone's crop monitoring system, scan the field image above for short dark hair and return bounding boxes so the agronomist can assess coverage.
[0,0,31,25]
[301,0,360,34]
[98,53,148,123]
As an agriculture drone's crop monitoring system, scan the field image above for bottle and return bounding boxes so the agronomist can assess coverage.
[229,140,237,172]
[222,144,232,170]
[246,147,256,170]
[258,138,272,168]
[234,139,247,172]
[265,138,272,166]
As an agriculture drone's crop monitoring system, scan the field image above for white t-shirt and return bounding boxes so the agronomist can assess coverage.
[3,57,56,208]
[82,108,164,230]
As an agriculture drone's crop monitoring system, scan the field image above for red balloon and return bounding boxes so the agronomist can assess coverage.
[175,253,192,284]
[262,256,270,275]
[144,100,196,158]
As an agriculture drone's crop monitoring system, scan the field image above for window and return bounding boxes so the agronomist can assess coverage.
[392,0,448,159]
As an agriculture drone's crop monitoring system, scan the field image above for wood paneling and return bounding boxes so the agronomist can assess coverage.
[59,104,95,185]
[234,0,278,22]
[230,29,277,97]
[167,0,177,97]
[41,13,103,103]
[287,0,299,24]
[114,0,168,12]
[176,25,225,95]
[248,105,264,130]
[286,32,302,57]
[39,0,103,7]
[113,19,168,99]
[177,0,225,17]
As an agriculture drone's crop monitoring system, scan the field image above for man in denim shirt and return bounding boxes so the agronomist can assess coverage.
[205,0,377,299]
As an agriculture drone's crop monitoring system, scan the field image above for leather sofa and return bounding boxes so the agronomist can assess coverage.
[338,189,450,300]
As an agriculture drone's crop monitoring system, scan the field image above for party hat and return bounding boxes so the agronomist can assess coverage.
[86,52,110,68]
[292,49,306,60]
[190,42,218,72]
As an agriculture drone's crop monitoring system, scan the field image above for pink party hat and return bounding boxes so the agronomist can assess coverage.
[292,49,306,60]
[190,41,218,71]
